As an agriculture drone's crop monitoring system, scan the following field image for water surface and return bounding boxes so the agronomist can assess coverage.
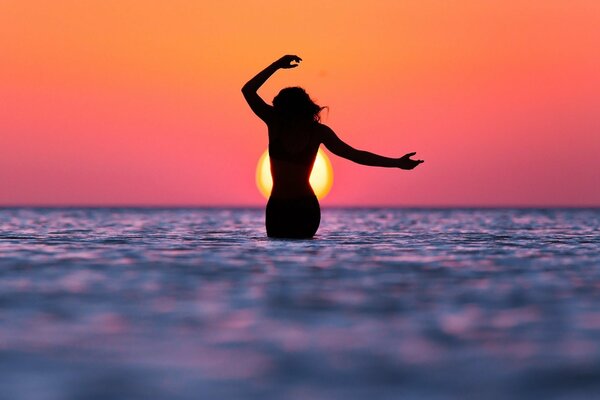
[1,208,599,399]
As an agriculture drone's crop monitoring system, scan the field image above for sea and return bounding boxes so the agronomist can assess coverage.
[0,207,599,400]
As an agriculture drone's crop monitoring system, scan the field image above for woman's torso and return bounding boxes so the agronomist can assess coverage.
[267,119,322,199]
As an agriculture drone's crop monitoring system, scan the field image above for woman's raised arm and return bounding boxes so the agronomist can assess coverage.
[320,125,424,170]
[242,55,302,123]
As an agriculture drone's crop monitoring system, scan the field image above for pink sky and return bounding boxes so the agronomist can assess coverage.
[1,1,599,206]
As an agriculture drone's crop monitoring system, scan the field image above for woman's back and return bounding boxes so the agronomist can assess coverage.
[268,120,321,199]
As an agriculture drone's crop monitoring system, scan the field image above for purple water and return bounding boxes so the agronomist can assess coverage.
[1,208,599,399]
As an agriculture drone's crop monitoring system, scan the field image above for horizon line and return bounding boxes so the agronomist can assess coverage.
[1,204,599,209]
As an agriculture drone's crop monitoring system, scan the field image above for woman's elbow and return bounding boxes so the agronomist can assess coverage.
[241,87,253,101]
[241,83,254,94]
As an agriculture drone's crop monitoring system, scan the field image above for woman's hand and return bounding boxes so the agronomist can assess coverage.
[274,55,302,69]
[397,152,424,170]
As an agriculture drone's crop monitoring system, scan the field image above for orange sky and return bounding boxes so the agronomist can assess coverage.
[1,1,599,206]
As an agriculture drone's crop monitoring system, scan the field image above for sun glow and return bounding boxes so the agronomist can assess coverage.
[256,148,334,200]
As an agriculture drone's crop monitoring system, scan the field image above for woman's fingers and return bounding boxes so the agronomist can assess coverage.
[399,156,424,169]
[290,56,301,66]
[278,55,302,68]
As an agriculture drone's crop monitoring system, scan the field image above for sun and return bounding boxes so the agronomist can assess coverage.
[256,148,334,200]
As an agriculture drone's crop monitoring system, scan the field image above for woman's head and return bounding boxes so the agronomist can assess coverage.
[273,87,325,122]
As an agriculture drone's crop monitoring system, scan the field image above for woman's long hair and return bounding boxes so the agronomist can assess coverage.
[273,87,326,123]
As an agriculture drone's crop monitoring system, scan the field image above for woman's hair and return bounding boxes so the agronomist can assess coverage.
[273,87,326,123]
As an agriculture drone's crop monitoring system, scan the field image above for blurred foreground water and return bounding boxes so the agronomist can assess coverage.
[1,208,600,399]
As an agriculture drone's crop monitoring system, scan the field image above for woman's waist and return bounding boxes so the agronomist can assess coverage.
[270,181,316,199]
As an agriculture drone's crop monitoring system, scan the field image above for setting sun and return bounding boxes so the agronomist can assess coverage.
[256,148,333,200]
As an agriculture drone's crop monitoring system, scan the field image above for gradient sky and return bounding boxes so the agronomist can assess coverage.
[1,1,599,206]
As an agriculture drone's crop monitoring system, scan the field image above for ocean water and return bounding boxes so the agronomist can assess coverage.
[1,207,599,400]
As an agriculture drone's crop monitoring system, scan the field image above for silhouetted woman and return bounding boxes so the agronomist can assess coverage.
[242,55,423,239]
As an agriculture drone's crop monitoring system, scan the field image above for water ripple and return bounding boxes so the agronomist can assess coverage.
[0,207,600,399]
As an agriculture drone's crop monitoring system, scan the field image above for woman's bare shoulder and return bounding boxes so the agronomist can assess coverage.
[314,122,335,139]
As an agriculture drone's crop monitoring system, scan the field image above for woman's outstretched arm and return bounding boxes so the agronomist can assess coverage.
[320,125,424,170]
[242,55,302,123]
